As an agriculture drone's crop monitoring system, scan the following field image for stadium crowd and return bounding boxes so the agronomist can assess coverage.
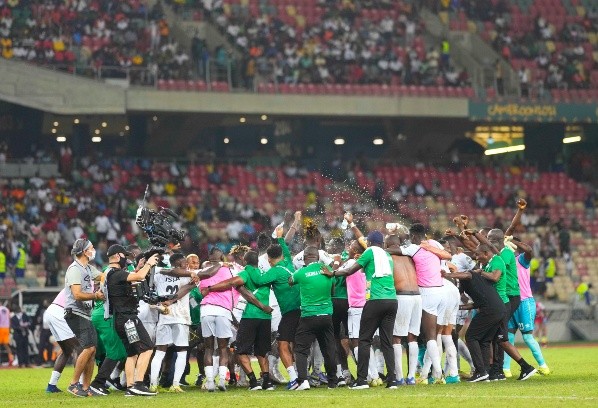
[438,0,598,97]
[0,151,592,290]
[191,0,470,89]
[0,0,197,84]
[0,0,472,90]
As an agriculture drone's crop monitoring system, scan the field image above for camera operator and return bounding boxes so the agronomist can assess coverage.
[64,239,104,397]
[105,244,160,397]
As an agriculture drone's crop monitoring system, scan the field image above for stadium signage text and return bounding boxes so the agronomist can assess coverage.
[469,101,598,123]
[487,103,557,118]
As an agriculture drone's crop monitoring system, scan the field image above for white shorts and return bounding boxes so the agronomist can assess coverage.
[141,320,157,343]
[419,286,445,317]
[393,295,422,337]
[201,315,233,339]
[271,305,282,333]
[156,323,190,347]
[437,285,460,326]
[456,309,469,326]
[44,304,74,342]
[347,307,363,339]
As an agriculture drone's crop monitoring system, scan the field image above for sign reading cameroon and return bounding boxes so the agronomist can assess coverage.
[469,101,598,123]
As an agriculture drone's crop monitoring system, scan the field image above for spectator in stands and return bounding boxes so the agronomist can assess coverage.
[29,235,42,265]
[13,242,26,280]
[373,179,386,208]
[475,189,488,209]
[413,181,428,196]
[558,225,570,256]
[440,38,450,69]
[519,67,530,98]
[444,65,460,86]
[11,306,31,367]
[44,243,59,287]
[0,245,6,281]
[576,282,593,306]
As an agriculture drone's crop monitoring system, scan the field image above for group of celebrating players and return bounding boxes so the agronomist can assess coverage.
[43,197,550,397]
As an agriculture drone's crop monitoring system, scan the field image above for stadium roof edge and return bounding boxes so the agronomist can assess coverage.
[126,88,469,118]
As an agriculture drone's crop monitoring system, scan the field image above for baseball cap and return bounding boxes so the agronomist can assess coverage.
[71,239,92,256]
[107,244,131,257]
[367,230,384,246]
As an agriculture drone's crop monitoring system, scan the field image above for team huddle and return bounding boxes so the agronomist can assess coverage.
[43,199,550,397]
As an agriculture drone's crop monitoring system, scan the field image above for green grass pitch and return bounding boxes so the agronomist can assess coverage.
[2,344,597,408]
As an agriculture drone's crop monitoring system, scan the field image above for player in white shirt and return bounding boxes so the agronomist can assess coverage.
[292,249,334,270]
[139,250,174,344]
[445,240,477,377]
[149,253,195,393]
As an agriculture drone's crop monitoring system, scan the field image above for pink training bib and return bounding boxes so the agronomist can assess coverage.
[346,262,366,308]
[517,257,533,300]
[200,266,235,310]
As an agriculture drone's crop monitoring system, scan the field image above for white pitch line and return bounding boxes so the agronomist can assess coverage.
[200,393,598,401]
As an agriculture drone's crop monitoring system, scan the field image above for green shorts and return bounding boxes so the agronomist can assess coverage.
[91,309,127,362]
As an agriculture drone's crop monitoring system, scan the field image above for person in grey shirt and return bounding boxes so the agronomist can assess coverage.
[64,239,104,397]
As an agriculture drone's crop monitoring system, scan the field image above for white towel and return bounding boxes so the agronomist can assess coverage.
[370,246,393,278]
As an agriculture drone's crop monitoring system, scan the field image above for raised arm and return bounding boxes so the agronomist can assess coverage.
[285,211,302,244]
[345,213,367,249]
[505,198,527,236]
[277,236,293,264]
[471,230,500,254]
[453,215,469,234]
[511,238,533,262]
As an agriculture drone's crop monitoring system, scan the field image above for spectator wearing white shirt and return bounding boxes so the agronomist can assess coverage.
[94,213,111,241]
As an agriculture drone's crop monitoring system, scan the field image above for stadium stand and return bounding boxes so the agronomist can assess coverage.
[440,0,598,101]
[0,0,479,96]
[0,0,194,84]
[353,163,598,301]
[169,0,475,96]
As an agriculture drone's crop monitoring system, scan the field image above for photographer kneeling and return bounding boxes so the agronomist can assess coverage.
[105,245,160,397]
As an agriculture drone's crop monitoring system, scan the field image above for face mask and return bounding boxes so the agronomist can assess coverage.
[118,256,128,269]
[87,249,96,261]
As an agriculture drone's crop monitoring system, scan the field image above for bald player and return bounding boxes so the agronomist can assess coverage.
[385,233,421,386]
